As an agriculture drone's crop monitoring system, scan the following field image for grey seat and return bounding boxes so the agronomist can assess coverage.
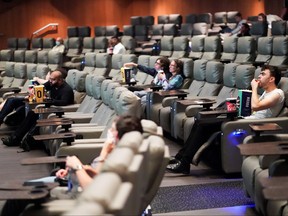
[220,37,238,62]
[48,50,63,71]
[159,36,174,57]
[31,38,43,50]
[94,36,108,53]
[171,36,189,58]
[188,35,205,59]
[17,38,30,50]
[94,26,106,37]
[201,35,222,60]
[185,14,197,25]
[0,49,13,71]
[13,50,25,63]
[254,36,273,65]
[268,36,288,67]
[271,20,287,36]
[42,38,55,51]
[105,25,119,39]
[78,26,91,38]
[180,23,193,39]
[192,23,208,36]
[233,36,257,64]
[197,13,213,29]
[65,37,82,58]
[121,36,136,54]
[7,38,18,50]
[94,53,111,77]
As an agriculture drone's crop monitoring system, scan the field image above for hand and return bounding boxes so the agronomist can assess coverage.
[56,169,68,178]
[157,72,166,81]
[251,78,259,90]
[65,156,82,169]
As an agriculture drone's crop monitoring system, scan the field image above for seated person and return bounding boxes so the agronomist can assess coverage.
[221,12,247,37]
[1,68,74,147]
[133,59,183,109]
[167,65,284,174]
[107,36,126,54]
[1,115,143,216]
[237,23,251,37]
[52,37,65,54]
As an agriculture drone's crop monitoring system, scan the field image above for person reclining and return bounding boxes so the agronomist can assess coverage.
[167,65,284,174]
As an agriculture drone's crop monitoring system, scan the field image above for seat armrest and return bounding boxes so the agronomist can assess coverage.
[71,56,84,63]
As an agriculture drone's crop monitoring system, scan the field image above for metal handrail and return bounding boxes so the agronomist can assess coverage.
[32,23,59,36]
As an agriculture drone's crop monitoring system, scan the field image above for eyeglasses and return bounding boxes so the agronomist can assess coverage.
[170,64,177,67]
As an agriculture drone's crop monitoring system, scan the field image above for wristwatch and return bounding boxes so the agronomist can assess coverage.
[73,164,83,171]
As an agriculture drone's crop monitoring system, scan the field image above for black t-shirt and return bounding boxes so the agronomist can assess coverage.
[44,81,74,106]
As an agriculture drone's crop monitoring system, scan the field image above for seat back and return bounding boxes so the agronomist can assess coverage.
[234,36,256,64]
[197,61,223,97]
[121,36,136,54]
[226,11,239,29]
[163,23,178,36]
[134,55,150,84]
[197,13,213,28]
[42,38,55,50]
[0,49,13,71]
[66,70,88,104]
[185,14,197,24]
[269,36,288,66]
[180,23,193,38]
[179,57,194,89]
[250,21,268,39]
[78,26,91,38]
[105,25,119,39]
[159,36,173,57]
[48,50,63,71]
[221,37,238,62]
[213,12,227,27]
[192,23,208,36]
[94,53,111,77]
[2,62,14,88]
[115,89,141,118]
[17,38,30,50]
[94,36,108,53]
[123,25,135,37]
[271,20,287,36]
[10,62,27,87]
[31,38,43,50]
[7,38,18,50]
[66,37,82,58]
[94,26,106,37]
[67,26,78,37]
[36,51,49,67]
[202,35,221,60]
[188,35,205,59]
[134,25,149,41]
[187,59,208,96]
[83,52,96,74]
[24,50,37,64]
[171,36,188,58]
[81,37,94,54]
[255,36,273,63]
[150,24,164,41]
[13,50,25,62]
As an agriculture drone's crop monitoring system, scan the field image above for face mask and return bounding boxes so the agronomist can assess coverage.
[55,41,61,46]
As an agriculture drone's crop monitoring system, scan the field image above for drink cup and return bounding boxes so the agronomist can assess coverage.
[226,98,237,112]
[34,85,44,103]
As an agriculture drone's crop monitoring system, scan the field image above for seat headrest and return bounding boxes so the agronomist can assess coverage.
[118,131,143,153]
[141,119,158,137]
[205,61,223,84]
[223,63,238,87]
[193,59,208,81]
[91,75,105,99]
[235,64,255,89]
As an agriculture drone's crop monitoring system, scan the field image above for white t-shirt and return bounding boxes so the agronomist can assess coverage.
[245,88,285,119]
[113,43,126,54]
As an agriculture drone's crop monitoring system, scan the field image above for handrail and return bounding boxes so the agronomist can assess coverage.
[32,23,59,36]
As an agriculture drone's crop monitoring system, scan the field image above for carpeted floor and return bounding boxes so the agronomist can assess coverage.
[151,180,254,214]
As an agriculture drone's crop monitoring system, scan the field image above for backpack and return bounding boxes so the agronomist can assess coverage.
[20,125,44,152]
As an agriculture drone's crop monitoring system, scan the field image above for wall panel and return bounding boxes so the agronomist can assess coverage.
[0,0,283,49]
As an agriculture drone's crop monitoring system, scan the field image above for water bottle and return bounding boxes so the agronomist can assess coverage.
[67,169,79,194]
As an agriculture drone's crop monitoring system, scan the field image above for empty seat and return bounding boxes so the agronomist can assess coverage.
[180,23,193,38]
[169,14,182,28]
[201,35,222,60]
[163,24,178,36]
[131,16,142,25]
[250,21,268,39]
[78,26,91,37]
[142,16,154,26]
[94,26,106,37]
[17,38,30,50]
[220,37,238,62]
[0,49,13,71]
[94,53,111,77]
[37,50,49,65]
[271,20,287,36]
[134,25,149,42]
[24,50,37,64]
[121,36,136,54]
[188,35,205,59]
[7,38,17,50]
[123,25,135,37]
[94,36,108,53]
[254,36,273,65]
[158,15,169,24]
[171,36,189,58]
[233,36,256,64]
[226,11,239,29]
[192,23,208,36]
[13,50,25,62]
[269,36,288,66]
[159,36,173,57]
[67,26,79,37]
[65,37,82,58]
[197,13,213,29]
[106,25,119,38]
[81,52,96,74]
[31,38,43,50]
[48,50,63,71]
[81,37,95,54]
[42,38,55,50]
[185,14,197,25]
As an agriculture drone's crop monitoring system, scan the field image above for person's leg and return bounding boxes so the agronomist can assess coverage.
[1,199,31,216]
[2,111,38,146]
[0,97,24,124]
[167,118,225,174]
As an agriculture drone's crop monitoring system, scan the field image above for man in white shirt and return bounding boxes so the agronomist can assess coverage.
[108,36,126,54]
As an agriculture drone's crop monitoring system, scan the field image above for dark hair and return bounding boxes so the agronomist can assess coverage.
[258,13,267,22]
[156,56,170,74]
[53,68,68,79]
[235,12,242,18]
[261,65,281,85]
[115,115,143,139]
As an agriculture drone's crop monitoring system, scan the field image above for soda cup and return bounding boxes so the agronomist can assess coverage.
[226,98,237,112]
[34,85,44,103]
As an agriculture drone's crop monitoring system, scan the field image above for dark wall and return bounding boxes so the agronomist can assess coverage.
[0,0,284,49]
